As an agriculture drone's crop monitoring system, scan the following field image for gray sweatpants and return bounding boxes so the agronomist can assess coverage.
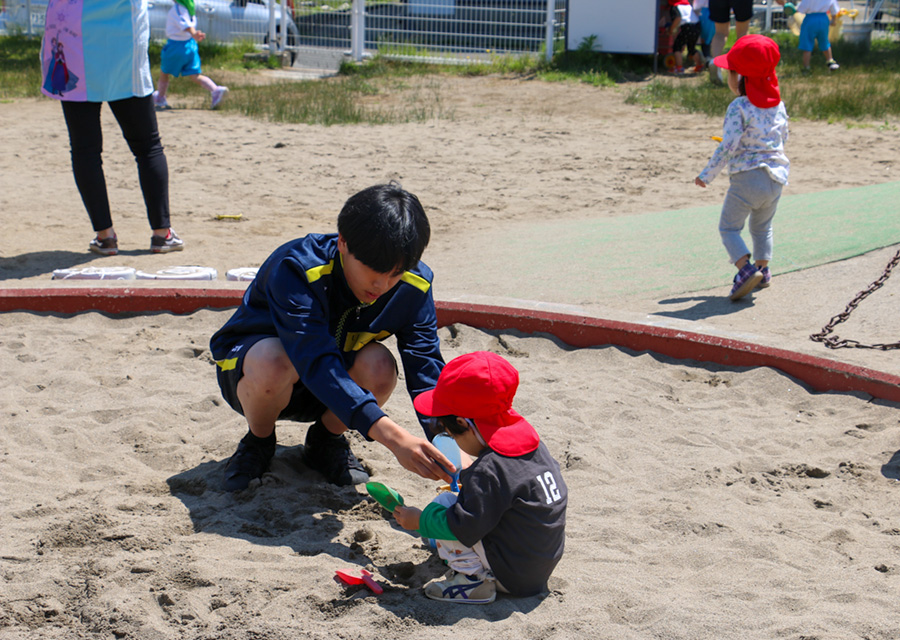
[718,167,783,264]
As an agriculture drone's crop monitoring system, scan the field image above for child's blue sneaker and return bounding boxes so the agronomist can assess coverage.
[729,262,763,301]
[757,266,771,289]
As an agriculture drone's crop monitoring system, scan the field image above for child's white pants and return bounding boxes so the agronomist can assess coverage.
[431,492,492,576]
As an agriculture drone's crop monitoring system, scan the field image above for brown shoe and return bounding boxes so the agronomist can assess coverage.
[89,235,118,256]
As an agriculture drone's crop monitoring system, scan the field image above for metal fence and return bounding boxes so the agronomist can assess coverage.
[294,0,566,64]
[753,0,900,35]
[0,0,564,63]
[2,0,896,66]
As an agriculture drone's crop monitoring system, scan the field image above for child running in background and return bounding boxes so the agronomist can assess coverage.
[393,351,568,604]
[153,0,228,110]
[695,35,789,301]
[776,0,840,73]
[668,0,704,74]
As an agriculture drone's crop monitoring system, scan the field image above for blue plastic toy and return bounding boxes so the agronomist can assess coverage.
[433,433,462,492]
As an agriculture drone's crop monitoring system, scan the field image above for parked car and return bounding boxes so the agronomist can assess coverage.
[0,0,299,63]
[148,0,299,62]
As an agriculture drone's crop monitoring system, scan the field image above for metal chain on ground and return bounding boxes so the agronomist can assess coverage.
[809,249,900,350]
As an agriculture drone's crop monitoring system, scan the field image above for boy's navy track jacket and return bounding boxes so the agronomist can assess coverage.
[210,233,444,439]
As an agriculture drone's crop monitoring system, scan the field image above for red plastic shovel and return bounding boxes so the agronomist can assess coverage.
[334,569,384,595]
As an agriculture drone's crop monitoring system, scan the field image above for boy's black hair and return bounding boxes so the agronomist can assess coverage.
[431,415,468,437]
[739,76,746,97]
[337,182,430,275]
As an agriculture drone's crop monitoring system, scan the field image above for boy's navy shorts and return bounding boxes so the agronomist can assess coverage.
[215,334,326,423]
[709,0,753,23]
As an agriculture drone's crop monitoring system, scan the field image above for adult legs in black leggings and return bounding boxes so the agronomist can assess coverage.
[62,95,171,238]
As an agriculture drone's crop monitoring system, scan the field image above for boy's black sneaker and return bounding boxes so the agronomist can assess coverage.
[223,433,275,492]
[303,420,369,486]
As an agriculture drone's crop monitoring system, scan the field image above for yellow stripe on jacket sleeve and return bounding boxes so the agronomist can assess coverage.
[401,271,431,293]
[306,260,335,283]
[217,357,238,371]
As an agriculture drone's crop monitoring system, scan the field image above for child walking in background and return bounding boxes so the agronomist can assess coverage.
[153,0,228,110]
[776,0,840,73]
[392,351,568,604]
[695,35,789,301]
[668,0,704,74]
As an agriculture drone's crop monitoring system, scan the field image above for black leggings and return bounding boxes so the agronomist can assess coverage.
[62,95,170,233]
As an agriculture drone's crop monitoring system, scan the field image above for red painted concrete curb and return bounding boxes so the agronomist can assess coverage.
[3,288,898,403]
[437,302,900,404]
[0,287,245,315]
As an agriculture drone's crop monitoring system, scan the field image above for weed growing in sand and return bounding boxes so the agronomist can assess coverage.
[228,75,455,125]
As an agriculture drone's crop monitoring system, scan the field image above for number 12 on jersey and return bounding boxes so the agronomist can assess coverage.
[536,471,562,504]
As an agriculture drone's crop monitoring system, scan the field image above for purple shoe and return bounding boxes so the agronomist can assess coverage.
[757,266,771,289]
[730,262,763,301]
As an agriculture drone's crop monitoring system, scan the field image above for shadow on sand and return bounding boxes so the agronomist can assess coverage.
[166,444,545,622]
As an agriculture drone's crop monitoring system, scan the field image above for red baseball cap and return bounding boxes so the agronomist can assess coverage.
[414,351,540,456]
[713,34,781,109]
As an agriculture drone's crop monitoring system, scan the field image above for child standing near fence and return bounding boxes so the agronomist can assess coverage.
[694,35,790,301]
[153,0,229,110]
[668,0,704,74]
[776,0,840,73]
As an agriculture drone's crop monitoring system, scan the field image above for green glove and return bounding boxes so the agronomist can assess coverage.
[783,2,797,16]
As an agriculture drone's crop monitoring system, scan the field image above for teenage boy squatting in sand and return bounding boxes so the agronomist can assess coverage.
[392,351,568,604]
[210,183,455,492]
[695,35,789,302]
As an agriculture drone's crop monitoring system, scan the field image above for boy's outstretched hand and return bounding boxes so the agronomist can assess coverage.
[369,416,454,482]
[695,177,707,188]
[393,505,421,531]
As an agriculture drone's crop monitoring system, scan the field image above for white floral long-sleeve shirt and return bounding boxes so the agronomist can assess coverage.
[699,96,790,186]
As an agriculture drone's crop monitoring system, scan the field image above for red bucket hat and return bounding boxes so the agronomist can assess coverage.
[713,34,781,109]
[414,351,540,456]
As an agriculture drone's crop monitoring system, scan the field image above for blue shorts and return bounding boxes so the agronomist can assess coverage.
[799,12,831,52]
[699,7,716,44]
[161,38,202,77]
[215,335,327,423]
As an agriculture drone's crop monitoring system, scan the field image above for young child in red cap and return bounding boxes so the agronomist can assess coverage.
[694,34,790,301]
[667,0,704,74]
[392,351,568,604]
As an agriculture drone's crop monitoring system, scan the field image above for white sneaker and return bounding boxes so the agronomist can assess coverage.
[424,570,496,604]
[152,90,171,111]
[211,86,229,109]
[150,229,184,254]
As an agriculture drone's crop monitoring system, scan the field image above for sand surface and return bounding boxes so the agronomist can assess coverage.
[1,75,899,638]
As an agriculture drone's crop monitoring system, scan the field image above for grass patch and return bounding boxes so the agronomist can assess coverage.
[225,74,454,125]
[626,32,900,121]
[0,34,42,100]
[3,29,899,123]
